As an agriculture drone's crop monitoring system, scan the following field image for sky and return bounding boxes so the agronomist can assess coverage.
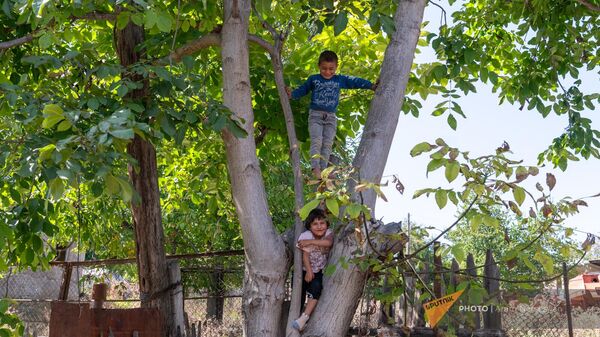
[375,3,599,242]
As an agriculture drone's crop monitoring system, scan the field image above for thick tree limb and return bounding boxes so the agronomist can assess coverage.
[304,0,428,335]
[0,34,34,50]
[163,33,221,63]
[575,0,600,12]
[220,1,288,336]
[159,33,274,64]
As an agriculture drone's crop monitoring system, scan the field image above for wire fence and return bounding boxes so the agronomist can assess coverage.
[3,249,600,337]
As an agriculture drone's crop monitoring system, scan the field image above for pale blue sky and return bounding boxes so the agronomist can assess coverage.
[376,3,599,241]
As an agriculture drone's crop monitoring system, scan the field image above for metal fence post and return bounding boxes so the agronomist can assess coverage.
[563,262,574,337]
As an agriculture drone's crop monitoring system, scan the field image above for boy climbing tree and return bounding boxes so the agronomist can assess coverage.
[286,51,378,179]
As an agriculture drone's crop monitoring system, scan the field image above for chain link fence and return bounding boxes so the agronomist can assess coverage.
[3,251,600,337]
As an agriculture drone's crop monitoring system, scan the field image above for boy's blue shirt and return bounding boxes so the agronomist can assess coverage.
[291,74,372,113]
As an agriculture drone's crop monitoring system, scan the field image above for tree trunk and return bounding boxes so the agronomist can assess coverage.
[115,17,174,336]
[220,1,288,336]
[302,1,427,335]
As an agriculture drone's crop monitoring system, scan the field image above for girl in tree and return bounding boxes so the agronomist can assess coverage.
[292,208,334,331]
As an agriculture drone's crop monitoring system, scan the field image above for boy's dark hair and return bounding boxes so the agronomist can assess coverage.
[318,50,338,65]
[304,208,329,230]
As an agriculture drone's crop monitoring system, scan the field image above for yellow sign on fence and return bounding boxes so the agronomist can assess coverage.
[422,289,464,327]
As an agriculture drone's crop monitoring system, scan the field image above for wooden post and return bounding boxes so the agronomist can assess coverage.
[466,254,480,330]
[473,250,506,337]
[450,258,461,330]
[563,262,574,337]
[58,264,73,301]
[91,283,107,309]
[206,265,225,321]
[450,259,459,289]
[482,249,501,329]
[433,242,442,299]
[169,260,185,334]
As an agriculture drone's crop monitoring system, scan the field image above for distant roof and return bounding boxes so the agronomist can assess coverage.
[591,260,600,267]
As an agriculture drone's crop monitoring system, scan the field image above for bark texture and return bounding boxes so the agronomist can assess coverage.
[220,1,288,336]
[302,1,427,335]
[115,19,174,336]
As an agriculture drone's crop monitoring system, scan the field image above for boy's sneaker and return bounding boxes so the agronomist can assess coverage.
[292,313,310,331]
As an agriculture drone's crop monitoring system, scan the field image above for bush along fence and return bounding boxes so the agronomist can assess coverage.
[352,241,591,337]
[3,245,599,337]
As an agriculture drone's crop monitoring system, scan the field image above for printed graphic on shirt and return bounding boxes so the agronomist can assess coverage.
[312,80,340,110]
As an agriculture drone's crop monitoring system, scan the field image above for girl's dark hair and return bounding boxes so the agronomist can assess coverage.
[304,208,329,230]
[318,50,338,64]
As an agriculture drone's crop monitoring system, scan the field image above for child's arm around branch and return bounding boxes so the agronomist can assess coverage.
[302,250,314,282]
[297,233,333,250]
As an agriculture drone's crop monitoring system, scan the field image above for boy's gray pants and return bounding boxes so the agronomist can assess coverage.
[308,109,337,170]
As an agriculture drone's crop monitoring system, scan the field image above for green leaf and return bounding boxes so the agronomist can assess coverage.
[410,142,431,157]
[426,158,445,176]
[48,178,64,200]
[413,188,433,199]
[533,250,554,275]
[512,186,526,206]
[117,177,133,202]
[56,119,72,131]
[346,203,362,219]
[42,104,65,129]
[470,214,482,231]
[117,11,131,30]
[105,174,120,195]
[38,144,56,161]
[226,120,248,138]
[325,198,339,217]
[463,48,476,64]
[445,161,459,182]
[144,9,158,29]
[116,85,129,97]
[131,12,144,26]
[38,32,55,49]
[156,10,173,33]
[482,215,499,228]
[109,128,134,140]
[255,0,271,16]
[447,113,457,130]
[435,189,447,209]
[299,198,321,220]
[323,264,336,276]
[451,244,465,261]
[32,0,50,17]
[333,11,348,36]
[432,64,447,82]
[42,114,64,129]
